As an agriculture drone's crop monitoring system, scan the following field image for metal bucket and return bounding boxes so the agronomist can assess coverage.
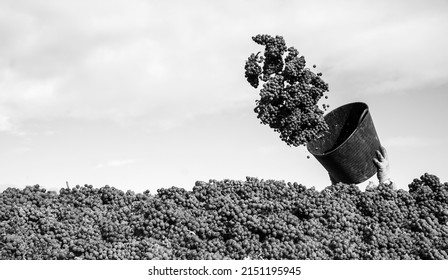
[307,102,381,184]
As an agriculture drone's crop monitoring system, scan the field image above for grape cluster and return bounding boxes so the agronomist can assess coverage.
[1,173,448,260]
[244,34,330,147]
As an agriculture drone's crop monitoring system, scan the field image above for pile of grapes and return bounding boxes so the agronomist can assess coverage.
[244,34,330,147]
[1,173,448,260]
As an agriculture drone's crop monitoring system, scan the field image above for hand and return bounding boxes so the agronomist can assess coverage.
[373,146,390,184]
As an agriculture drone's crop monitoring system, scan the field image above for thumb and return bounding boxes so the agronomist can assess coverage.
[373,158,381,168]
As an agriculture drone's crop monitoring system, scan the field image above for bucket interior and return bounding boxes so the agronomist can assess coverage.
[309,103,369,155]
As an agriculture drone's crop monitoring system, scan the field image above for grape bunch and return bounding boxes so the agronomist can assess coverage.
[1,173,448,260]
[244,34,330,147]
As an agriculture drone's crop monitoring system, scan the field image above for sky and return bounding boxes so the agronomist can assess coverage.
[1,0,448,194]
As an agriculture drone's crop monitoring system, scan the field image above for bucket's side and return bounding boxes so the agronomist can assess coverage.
[307,102,381,184]
[317,112,380,183]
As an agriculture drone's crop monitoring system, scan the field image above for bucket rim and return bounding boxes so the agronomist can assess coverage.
[307,102,369,157]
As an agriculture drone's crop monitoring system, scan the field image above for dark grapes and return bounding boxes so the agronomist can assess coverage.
[244,34,330,147]
[1,173,447,260]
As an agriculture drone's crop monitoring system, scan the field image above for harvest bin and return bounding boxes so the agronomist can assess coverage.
[307,102,381,184]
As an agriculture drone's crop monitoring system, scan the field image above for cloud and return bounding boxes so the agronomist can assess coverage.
[0,0,243,132]
[13,147,32,153]
[0,115,13,132]
[383,136,434,148]
[95,159,136,169]
[0,114,26,135]
[1,0,447,136]
[322,7,448,96]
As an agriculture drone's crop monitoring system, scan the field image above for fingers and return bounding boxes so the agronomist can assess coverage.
[376,150,384,162]
[375,146,389,162]
[373,157,381,168]
[380,146,388,160]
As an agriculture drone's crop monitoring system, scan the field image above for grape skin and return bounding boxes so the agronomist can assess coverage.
[1,173,448,260]
[244,34,330,147]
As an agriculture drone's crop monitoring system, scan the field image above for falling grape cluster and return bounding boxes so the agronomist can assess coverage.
[244,34,330,147]
[1,173,448,260]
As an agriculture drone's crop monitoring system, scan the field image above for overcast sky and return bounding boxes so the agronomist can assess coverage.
[1,0,447,193]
